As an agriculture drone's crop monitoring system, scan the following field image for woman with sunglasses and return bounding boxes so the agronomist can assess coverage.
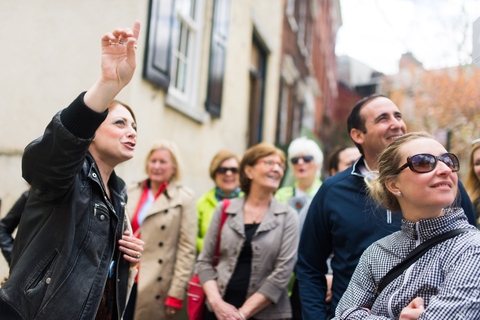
[197,143,299,320]
[465,139,480,225]
[275,137,323,319]
[275,137,323,213]
[197,150,242,252]
[124,141,197,320]
[334,132,480,319]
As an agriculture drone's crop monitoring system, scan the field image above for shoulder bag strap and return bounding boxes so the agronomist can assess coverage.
[375,228,473,297]
[213,199,230,266]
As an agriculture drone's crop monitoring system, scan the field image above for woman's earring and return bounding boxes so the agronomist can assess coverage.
[397,191,402,196]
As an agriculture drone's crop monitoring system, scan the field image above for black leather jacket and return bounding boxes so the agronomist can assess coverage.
[0,191,29,266]
[0,94,131,320]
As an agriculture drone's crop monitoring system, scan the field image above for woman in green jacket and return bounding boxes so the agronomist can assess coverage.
[197,150,241,252]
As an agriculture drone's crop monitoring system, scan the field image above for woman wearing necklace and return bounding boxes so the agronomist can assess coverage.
[197,143,299,320]
[197,150,242,252]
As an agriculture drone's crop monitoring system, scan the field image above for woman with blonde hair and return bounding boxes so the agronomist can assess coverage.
[465,139,480,224]
[334,132,480,319]
[125,140,197,319]
[197,150,242,252]
[197,143,298,320]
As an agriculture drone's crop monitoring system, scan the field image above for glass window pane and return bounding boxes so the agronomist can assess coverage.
[170,0,197,94]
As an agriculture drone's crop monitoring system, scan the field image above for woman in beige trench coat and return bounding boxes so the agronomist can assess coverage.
[124,141,198,320]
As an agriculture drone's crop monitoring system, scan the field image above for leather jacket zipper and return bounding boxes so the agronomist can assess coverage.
[94,203,108,216]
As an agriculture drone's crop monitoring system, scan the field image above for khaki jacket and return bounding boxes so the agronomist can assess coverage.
[127,181,197,320]
[197,196,299,319]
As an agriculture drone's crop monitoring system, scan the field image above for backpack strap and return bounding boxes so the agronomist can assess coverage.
[375,228,473,297]
[213,199,230,266]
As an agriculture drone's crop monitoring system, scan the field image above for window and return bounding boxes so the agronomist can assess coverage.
[286,0,298,32]
[297,0,308,56]
[144,0,175,90]
[144,0,207,122]
[276,56,299,145]
[247,37,267,147]
[276,80,292,145]
[205,0,231,118]
[168,0,203,99]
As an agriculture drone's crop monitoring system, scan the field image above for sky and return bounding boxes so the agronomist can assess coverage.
[335,0,480,75]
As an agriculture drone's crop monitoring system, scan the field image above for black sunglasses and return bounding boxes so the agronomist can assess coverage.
[291,155,314,165]
[395,153,460,174]
[216,167,239,174]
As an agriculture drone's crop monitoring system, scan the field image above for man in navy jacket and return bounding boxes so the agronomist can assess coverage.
[296,94,476,320]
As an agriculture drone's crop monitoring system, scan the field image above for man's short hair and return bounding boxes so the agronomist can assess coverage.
[347,94,386,155]
[327,146,349,174]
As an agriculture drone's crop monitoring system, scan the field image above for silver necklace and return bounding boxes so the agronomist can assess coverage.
[246,203,269,224]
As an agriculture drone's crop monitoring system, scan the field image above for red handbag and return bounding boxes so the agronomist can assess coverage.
[187,199,230,320]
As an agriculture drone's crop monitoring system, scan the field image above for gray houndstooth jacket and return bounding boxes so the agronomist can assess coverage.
[335,208,480,320]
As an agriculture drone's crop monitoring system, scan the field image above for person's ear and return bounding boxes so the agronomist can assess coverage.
[385,177,401,197]
[350,128,365,146]
[330,168,337,176]
[244,165,254,180]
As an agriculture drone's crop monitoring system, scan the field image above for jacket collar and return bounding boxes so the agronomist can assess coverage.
[84,152,127,201]
[401,208,470,242]
[84,152,127,221]
[139,179,181,200]
[135,179,184,216]
[225,196,290,237]
[350,155,366,178]
[349,155,380,188]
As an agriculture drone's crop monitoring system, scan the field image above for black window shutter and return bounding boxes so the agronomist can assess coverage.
[205,0,231,118]
[143,0,175,90]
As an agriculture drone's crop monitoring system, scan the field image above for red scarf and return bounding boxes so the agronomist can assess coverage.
[131,181,168,283]
[131,180,168,238]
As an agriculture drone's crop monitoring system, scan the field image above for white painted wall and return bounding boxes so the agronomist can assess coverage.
[0,0,283,276]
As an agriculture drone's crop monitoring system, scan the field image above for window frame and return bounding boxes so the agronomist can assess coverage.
[165,0,208,123]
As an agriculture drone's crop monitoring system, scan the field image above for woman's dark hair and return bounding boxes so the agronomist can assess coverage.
[239,143,285,195]
[347,94,385,155]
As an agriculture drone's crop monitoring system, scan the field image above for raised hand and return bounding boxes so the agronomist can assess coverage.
[100,20,141,87]
[84,21,141,113]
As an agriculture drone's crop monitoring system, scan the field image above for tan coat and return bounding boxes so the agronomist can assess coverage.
[127,181,197,320]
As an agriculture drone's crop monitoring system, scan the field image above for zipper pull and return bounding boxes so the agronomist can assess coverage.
[386,210,392,224]
[109,261,115,278]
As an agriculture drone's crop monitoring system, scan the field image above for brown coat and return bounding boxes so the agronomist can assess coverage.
[127,181,197,320]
